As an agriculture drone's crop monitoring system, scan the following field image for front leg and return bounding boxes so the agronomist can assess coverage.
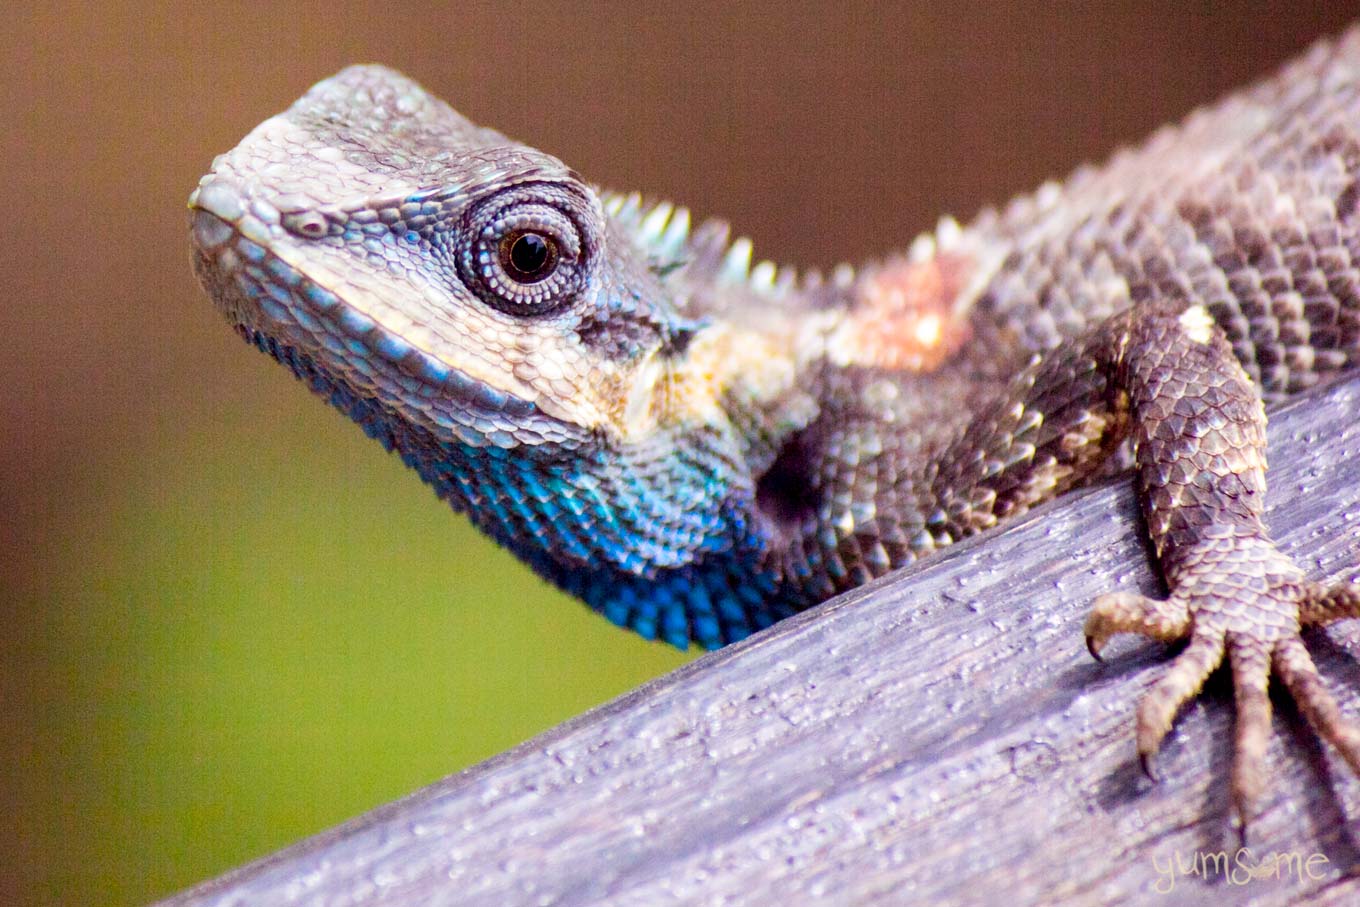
[1080,301,1360,832]
[779,296,1360,830]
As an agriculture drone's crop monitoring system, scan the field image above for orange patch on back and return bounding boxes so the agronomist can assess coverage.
[839,254,975,372]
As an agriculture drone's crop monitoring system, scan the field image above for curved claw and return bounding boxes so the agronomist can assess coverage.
[1139,751,1159,782]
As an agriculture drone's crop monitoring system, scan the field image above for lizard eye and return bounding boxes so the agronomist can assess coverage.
[500,230,557,282]
[459,187,589,316]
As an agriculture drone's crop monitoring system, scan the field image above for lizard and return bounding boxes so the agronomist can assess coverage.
[189,28,1360,833]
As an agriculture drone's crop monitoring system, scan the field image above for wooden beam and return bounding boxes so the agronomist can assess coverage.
[157,374,1360,906]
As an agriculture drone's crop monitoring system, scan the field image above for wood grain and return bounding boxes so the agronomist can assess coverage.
[156,374,1360,907]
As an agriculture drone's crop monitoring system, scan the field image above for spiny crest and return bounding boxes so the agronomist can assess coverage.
[600,189,985,315]
[599,190,834,300]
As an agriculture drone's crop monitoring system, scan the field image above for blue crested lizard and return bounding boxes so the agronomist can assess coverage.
[190,29,1360,832]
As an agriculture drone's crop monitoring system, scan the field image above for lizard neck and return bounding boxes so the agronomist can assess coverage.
[258,331,811,648]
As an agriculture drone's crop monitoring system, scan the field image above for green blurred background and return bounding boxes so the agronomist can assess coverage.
[1,3,1351,905]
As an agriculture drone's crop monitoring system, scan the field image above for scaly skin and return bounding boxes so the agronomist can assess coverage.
[190,30,1360,830]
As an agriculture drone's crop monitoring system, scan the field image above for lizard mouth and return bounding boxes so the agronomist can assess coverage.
[188,197,568,443]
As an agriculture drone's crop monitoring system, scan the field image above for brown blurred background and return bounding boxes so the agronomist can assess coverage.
[2,3,1354,905]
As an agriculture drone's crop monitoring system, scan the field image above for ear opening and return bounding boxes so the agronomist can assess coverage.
[754,426,822,540]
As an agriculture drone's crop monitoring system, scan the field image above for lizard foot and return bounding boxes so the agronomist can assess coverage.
[1085,538,1360,834]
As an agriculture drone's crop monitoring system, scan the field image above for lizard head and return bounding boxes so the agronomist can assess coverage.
[189,64,715,449]
[189,65,824,644]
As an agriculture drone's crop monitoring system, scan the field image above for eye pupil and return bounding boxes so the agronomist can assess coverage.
[504,232,554,280]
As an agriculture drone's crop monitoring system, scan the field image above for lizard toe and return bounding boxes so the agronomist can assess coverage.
[1085,590,1191,660]
[1274,635,1360,776]
[1133,628,1225,778]
[1300,579,1360,627]
[1226,636,1273,832]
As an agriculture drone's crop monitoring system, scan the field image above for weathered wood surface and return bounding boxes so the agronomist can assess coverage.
[157,375,1360,907]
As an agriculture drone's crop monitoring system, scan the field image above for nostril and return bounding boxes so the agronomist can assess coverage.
[284,211,330,239]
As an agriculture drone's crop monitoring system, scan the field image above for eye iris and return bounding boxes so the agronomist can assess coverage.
[458,189,588,317]
[503,232,554,280]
